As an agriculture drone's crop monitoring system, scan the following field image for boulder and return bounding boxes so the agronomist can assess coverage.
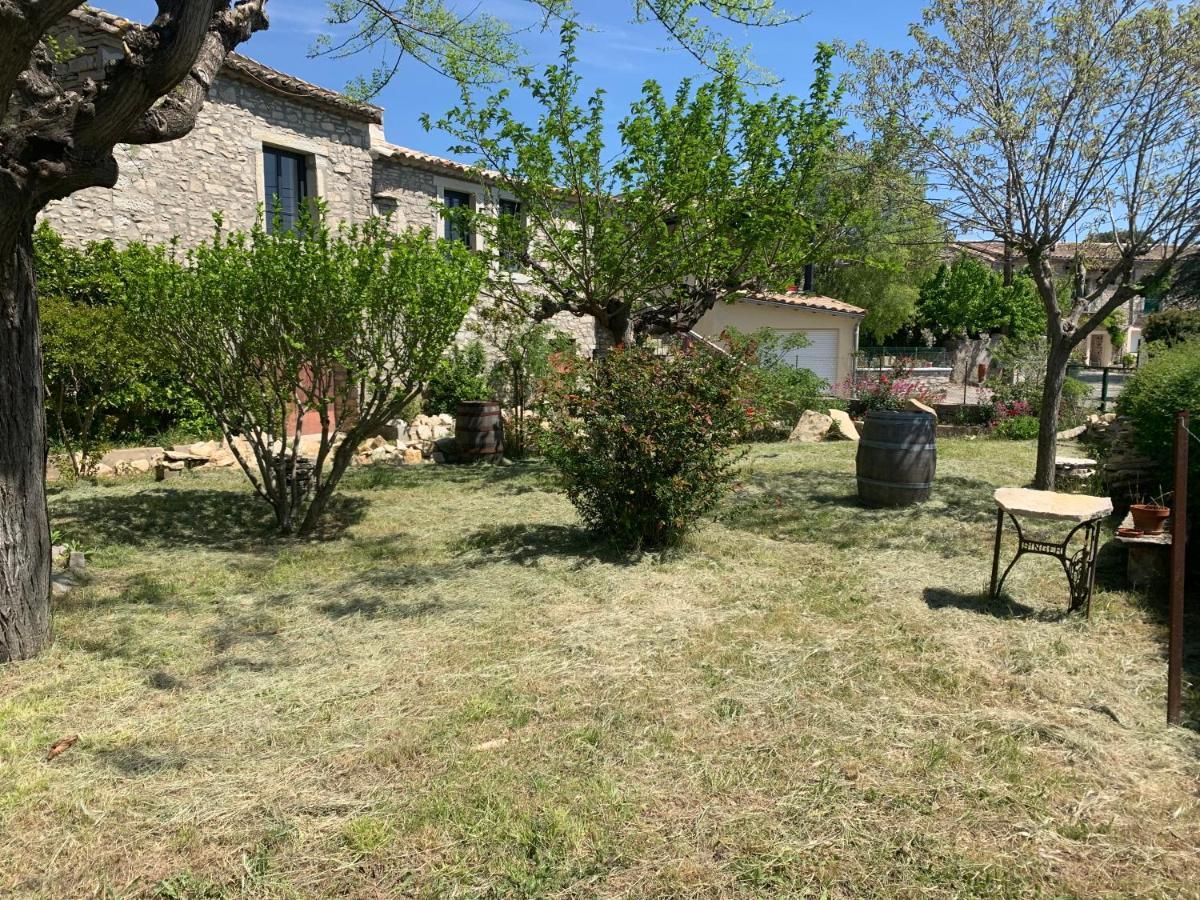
[437,413,455,426]
[905,398,938,419]
[788,410,833,443]
[403,447,424,465]
[827,409,860,441]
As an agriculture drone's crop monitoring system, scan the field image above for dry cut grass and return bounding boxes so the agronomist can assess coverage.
[1,438,1198,898]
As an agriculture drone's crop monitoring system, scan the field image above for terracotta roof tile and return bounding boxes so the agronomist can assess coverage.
[373,143,496,179]
[743,292,867,317]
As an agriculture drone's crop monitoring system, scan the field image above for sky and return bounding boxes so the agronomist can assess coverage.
[97,1,923,160]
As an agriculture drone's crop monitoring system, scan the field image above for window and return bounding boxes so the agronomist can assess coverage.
[442,189,473,248]
[498,198,526,271]
[263,147,309,232]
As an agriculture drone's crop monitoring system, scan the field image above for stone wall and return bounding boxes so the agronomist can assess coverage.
[42,75,376,247]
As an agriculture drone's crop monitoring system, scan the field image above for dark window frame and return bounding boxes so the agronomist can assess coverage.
[442,188,474,249]
[263,146,311,233]
[498,197,527,272]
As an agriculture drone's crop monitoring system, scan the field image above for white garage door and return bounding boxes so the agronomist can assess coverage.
[777,329,839,386]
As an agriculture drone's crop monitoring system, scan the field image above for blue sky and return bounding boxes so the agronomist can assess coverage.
[98,1,922,158]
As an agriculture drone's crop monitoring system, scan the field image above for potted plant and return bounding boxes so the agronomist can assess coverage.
[1130,488,1171,534]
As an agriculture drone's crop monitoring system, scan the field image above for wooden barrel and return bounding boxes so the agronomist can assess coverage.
[855,410,937,507]
[455,401,504,461]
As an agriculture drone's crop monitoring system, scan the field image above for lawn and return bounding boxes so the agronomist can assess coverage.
[2,439,1198,898]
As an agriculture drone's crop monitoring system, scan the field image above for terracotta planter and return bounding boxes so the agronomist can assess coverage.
[1130,504,1170,534]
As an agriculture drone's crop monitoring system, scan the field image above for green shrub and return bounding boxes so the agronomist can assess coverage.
[722,327,825,439]
[540,343,750,551]
[34,223,216,452]
[423,340,489,415]
[1117,345,1200,479]
[134,212,483,534]
[993,414,1040,440]
[1142,308,1200,348]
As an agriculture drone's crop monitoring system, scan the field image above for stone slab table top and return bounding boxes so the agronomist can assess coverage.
[993,487,1113,523]
[1055,456,1097,469]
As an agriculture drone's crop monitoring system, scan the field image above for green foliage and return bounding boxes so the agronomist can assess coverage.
[814,133,947,341]
[423,341,489,415]
[482,317,574,459]
[540,343,751,551]
[721,328,825,439]
[1143,308,1200,348]
[917,254,1044,342]
[39,296,150,475]
[429,25,845,343]
[1117,345,1200,481]
[992,415,1040,440]
[322,1,795,95]
[1103,308,1127,351]
[34,224,215,471]
[133,210,484,534]
[985,338,1093,428]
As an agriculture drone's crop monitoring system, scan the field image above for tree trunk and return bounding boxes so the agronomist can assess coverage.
[1033,338,1072,491]
[0,219,51,662]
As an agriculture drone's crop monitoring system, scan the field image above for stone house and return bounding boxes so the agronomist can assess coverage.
[45,8,863,391]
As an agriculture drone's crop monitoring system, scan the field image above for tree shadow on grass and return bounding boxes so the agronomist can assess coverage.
[721,469,999,556]
[456,522,644,568]
[50,488,368,552]
[341,458,558,496]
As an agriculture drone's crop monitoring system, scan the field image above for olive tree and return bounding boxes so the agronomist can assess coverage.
[855,0,1200,488]
[0,2,270,662]
[136,214,484,535]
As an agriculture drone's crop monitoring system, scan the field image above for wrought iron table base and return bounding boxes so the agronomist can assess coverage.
[989,509,1104,616]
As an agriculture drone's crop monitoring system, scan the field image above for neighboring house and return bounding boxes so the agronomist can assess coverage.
[957,240,1188,367]
[44,8,860,384]
[695,291,865,389]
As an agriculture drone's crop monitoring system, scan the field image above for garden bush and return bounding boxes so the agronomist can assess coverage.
[722,327,826,439]
[35,224,215,463]
[135,212,484,534]
[423,340,489,415]
[540,343,750,551]
[1142,308,1200,348]
[1117,344,1200,479]
[993,414,1040,440]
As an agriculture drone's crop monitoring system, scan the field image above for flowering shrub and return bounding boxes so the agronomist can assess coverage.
[540,343,751,551]
[847,358,943,412]
[992,399,1033,421]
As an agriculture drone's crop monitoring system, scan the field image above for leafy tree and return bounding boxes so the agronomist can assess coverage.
[0,2,270,662]
[916,254,1044,342]
[1164,253,1200,311]
[814,137,947,342]
[135,213,484,535]
[428,24,845,347]
[854,0,1200,489]
[321,0,798,94]
[422,341,489,415]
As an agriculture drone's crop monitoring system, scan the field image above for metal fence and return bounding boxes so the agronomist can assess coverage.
[1067,364,1136,412]
[855,346,950,370]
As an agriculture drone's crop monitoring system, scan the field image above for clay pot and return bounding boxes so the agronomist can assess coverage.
[1130,504,1170,534]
